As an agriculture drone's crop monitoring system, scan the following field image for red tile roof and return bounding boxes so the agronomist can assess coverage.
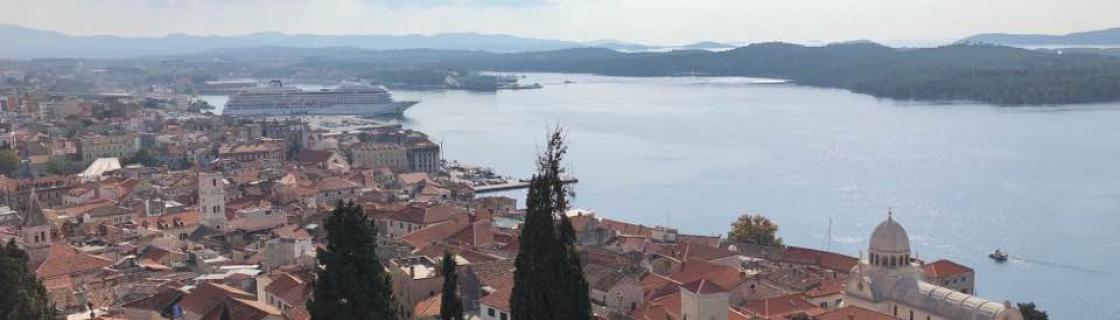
[414,293,442,318]
[780,246,858,273]
[264,272,308,305]
[272,224,312,240]
[922,259,973,279]
[199,298,281,320]
[401,218,469,251]
[316,176,360,191]
[679,242,737,261]
[388,204,459,225]
[137,209,201,230]
[295,150,334,164]
[682,278,727,294]
[742,293,822,320]
[121,288,183,311]
[479,278,513,312]
[805,278,846,298]
[600,218,654,238]
[179,281,256,316]
[35,244,114,279]
[666,258,744,291]
[814,306,901,320]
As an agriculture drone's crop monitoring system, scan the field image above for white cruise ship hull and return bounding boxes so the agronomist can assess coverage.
[223,101,417,117]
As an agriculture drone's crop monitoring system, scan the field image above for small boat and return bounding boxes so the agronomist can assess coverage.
[989,249,1008,262]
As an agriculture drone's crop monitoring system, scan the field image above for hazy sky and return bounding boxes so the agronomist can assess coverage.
[1,0,1116,45]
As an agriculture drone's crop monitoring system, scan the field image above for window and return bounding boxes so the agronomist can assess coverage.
[893,305,898,316]
[909,310,914,320]
[500,313,508,320]
[488,308,495,317]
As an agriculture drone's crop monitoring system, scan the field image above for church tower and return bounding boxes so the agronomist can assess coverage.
[198,172,228,230]
[21,188,52,265]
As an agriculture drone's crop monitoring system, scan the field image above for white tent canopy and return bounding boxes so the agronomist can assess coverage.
[80,157,122,181]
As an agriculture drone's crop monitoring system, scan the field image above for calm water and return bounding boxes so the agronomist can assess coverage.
[210,74,1120,319]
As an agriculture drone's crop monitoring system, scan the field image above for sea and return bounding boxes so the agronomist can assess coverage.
[202,73,1120,319]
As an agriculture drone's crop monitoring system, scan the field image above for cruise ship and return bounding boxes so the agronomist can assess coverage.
[223,80,418,117]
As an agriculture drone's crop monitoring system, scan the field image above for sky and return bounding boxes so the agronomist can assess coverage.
[0,0,1116,46]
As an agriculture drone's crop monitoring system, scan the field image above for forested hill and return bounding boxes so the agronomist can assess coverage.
[420,42,1120,105]
[170,42,1120,105]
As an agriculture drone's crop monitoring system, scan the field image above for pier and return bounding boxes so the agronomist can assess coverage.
[471,178,579,194]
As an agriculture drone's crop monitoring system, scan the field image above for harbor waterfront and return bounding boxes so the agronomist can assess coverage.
[204,73,1120,319]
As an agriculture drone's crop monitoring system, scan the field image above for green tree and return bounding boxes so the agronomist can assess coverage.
[0,149,19,176]
[44,159,83,176]
[123,148,157,167]
[728,213,784,247]
[511,128,592,320]
[308,201,399,320]
[1017,302,1049,320]
[439,251,464,320]
[0,239,58,320]
[219,302,233,320]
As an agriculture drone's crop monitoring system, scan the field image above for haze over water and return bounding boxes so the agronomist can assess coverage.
[208,73,1120,319]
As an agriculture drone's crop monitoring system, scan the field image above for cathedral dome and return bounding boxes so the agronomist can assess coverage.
[869,214,910,254]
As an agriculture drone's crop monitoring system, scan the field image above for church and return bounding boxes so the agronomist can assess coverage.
[844,213,1024,320]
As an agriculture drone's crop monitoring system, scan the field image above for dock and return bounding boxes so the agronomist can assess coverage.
[471,178,579,194]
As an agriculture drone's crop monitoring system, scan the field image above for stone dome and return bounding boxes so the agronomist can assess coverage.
[869,214,910,255]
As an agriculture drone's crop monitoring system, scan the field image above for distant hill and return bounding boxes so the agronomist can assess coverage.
[0,24,724,59]
[583,39,658,51]
[960,27,1120,46]
[679,41,736,50]
[0,24,591,59]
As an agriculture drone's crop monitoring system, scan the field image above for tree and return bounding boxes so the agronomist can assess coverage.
[1017,302,1049,320]
[0,149,19,176]
[122,148,157,167]
[219,302,233,320]
[511,128,592,320]
[308,201,398,320]
[728,213,784,247]
[0,239,58,320]
[44,159,83,176]
[439,250,464,320]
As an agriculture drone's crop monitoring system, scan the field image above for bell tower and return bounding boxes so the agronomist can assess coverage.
[198,172,228,230]
[20,188,52,265]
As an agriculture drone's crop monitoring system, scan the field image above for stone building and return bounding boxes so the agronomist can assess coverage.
[351,143,409,171]
[198,172,228,231]
[844,212,1024,320]
[260,119,310,152]
[77,134,137,162]
[407,142,441,173]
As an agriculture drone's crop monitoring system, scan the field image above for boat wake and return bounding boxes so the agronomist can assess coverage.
[1010,256,1110,275]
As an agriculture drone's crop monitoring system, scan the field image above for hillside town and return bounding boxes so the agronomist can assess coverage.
[0,75,1031,320]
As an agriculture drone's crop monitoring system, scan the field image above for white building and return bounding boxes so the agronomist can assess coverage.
[844,212,1024,320]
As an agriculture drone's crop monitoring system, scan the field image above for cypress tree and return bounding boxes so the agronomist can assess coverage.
[0,238,58,320]
[308,201,399,320]
[439,250,464,320]
[219,302,233,320]
[511,128,592,320]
